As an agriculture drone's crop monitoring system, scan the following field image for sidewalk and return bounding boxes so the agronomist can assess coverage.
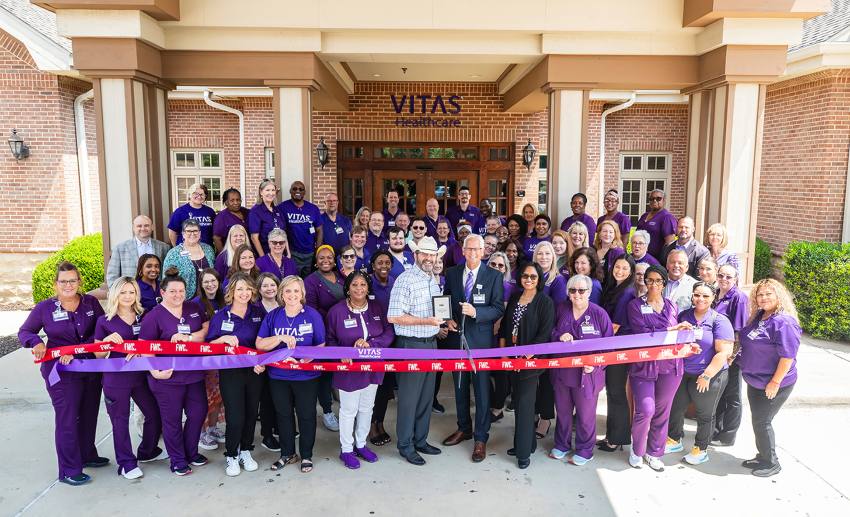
[1,332,848,517]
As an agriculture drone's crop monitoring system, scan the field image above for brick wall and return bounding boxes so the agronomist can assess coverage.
[0,30,96,253]
[759,69,850,252]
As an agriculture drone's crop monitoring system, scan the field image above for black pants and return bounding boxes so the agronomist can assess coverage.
[490,370,511,410]
[714,361,743,443]
[668,369,728,450]
[318,372,334,414]
[433,371,444,403]
[219,368,263,457]
[747,382,794,467]
[511,372,539,461]
[535,370,555,420]
[268,377,319,460]
[259,374,278,438]
[453,370,491,443]
[372,373,395,424]
[603,363,631,445]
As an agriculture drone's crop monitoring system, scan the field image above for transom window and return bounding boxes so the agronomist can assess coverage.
[171,149,224,210]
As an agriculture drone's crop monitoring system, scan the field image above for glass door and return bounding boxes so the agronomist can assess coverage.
[373,171,420,215]
[431,171,477,215]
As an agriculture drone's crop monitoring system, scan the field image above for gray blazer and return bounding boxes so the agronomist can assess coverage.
[106,238,171,286]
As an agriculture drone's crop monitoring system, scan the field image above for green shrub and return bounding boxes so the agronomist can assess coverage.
[783,241,850,340]
[32,233,104,303]
[754,237,771,281]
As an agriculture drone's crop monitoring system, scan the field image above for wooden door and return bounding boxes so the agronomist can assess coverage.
[373,171,421,216]
[431,171,478,215]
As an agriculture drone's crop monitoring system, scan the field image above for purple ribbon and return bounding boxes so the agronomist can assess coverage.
[48,330,693,386]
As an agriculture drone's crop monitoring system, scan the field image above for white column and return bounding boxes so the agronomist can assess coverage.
[274,87,313,198]
[547,90,588,225]
[97,78,136,248]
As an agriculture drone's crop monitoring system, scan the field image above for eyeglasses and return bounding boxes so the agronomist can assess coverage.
[269,241,286,246]
[183,230,200,235]
[57,279,79,286]
[568,288,589,294]
[463,247,483,252]
[521,274,538,280]
[644,278,664,285]
[650,196,664,202]
[191,192,206,198]
[717,273,735,280]
[490,262,506,270]
[632,241,646,246]
[692,293,712,299]
[341,254,356,259]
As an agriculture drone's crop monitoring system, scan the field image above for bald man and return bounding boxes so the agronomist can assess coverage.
[423,198,442,238]
[106,215,171,286]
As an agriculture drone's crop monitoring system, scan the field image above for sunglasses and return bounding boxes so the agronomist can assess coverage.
[650,196,664,201]
[521,274,538,280]
[717,273,735,280]
[412,226,426,230]
[490,262,506,270]
[568,288,589,294]
[269,241,286,246]
[342,254,356,259]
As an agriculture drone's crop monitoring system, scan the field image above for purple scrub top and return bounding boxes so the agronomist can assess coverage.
[207,303,267,350]
[626,296,681,380]
[423,215,447,238]
[321,212,353,252]
[214,251,232,279]
[257,306,326,381]
[678,308,734,375]
[382,208,402,232]
[542,272,567,305]
[248,202,285,255]
[139,301,207,385]
[550,302,612,396]
[714,285,749,332]
[523,235,551,261]
[95,314,146,388]
[278,199,321,254]
[389,250,415,278]
[597,212,632,240]
[739,312,801,389]
[304,271,346,319]
[213,207,249,244]
[608,286,637,336]
[446,204,483,238]
[168,203,216,246]
[502,280,513,303]
[589,278,602,305]
[256,253,298,280]
[326,300,394,392]
[365,231,389,255]
[369,274,396,313]
[631,253,660,267]
[137,279,160,313]
[560,213,597,243]
[601,247,626,273]
[636,209,677,260]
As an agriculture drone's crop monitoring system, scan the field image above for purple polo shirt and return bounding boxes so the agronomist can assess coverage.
[137,280,159,313]
[543,272,568,305]
[18,295,105,378]
[214,251,231,279]
[590,278,602,305]
[560,213,597,243]
[382,208,402,231]
[523,235,551,261]
[389,250,415,278]
[213,207,249,244]
[550,302,612,396]
[257,306,325,381]
[278,199,321,254]
[597,212,632,240]
[369,274,396,313]
[256,253,298,280]
[321,212,352,252]
[714,285,749,332]
[95,314,146,388]
[168,203,216,246]
[678,308,734,375]
[139,301,207,385]
[423,215,443,238]
[631,253,660,267]
[248,203,285,255]
[739,312,801,389]
[304,271,345,319]
[207,304,267,350]
[446,204,483,237]
[601,247,626,272]
[637,209,677,260]
[365,231,389,255]
[326,300,394,392]
[476,215,505,236]
[626,296,681,380]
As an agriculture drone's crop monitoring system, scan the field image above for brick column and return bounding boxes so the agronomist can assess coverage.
[547,89,590,226]
[685,82,767,284]
[273,87,313,198]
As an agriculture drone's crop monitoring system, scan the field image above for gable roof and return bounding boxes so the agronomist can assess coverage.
[0,0,69,52]
[790,0,850,52]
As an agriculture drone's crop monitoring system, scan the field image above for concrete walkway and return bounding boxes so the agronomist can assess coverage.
[1,333,848,517]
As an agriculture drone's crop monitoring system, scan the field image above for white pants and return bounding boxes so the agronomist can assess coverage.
[338,384,378,453]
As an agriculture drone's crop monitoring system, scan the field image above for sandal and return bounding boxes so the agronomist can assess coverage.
[370,432,391,447]
[270,454,299,471]
[300,459,313,473]
[535,419,551,439]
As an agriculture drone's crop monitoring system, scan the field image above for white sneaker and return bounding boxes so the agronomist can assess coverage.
[121,466,144,480]
[198,432,218,451]
[209,426,226,444]
[225,456,241,477]
[628,452,643,468]
[644,454,665,472]
[548,448,568,460]
[239,450,259,472]
[570,454,592,466]
[322,412,340,432]
[683,447,709,465]
[139,449,169,463]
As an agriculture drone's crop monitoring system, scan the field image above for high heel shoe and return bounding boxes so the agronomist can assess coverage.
[534,419,551,439]
[596,440,623,452]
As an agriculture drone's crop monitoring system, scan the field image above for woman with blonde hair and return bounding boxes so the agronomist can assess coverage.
[550,230,571,278]
[215,224,250,279]
[738,279,801,477]
[533,241,567,305]
[168,183,216,247]
[355,206,372,228]
[567,222,590,260]
[705,223,740,273]
[94,277,165,479]
[594,220,626,272]
[249,179,283,256]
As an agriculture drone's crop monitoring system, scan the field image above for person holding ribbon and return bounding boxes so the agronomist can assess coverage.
[550,274,613,466]
[500,262,555,469]
[666,281,734,465]
[738,279,801,478]
[207,272,267,477]
[257,275,326,474]
[18,261,108,486]
[215,224,250,280]
[249,179,284,256]
[162,219,216,300]
[140,272,210,476]
[135,253,161,313]
[327,271,395,469]
[94,277,166,480]
[256,228,298,280]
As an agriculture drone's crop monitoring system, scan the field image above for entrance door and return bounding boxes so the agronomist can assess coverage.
[432,171,477,215]
[374,171,420,215]
[373,170,478,217]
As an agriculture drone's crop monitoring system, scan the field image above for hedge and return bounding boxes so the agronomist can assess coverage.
[32,233,104,303]
[783,241,850,340]
[754,237,772,281]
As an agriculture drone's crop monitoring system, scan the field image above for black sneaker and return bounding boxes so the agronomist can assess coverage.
[741,458,764,469]
[261,436,281,452]
[60,473,92,486]
[752,463,781,477]
[432,401,445,414]
[190,454,209,466]
[173,466,193,476]
[84,456,110,468]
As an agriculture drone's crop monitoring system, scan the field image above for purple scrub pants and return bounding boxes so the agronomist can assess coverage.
[553,385,600,459]
[103,383,163,472]
[148,379,207,471]
[44,371,103,479]
[630,372,682,458]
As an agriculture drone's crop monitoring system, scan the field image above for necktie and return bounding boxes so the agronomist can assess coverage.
[464,270,474,302]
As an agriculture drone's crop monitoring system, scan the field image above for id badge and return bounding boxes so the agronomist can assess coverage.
[472,293,485,304]
[388,220,396,227]
[640,304,653,315]
[693,328,704,341]
[179,249,190,257]
[52,310,69,322]
[343,318,357,329]
[177,324,191,334]
[746,328,761,340]
[581,323,597,335]
[298,323,313,334]
[221,320,235,332]
[368,294,376,300]
[335,226,344,234]
[131,324,141,336]
[309,226,316,234]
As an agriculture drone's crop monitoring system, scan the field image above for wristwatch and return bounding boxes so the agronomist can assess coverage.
[699,373,711,382]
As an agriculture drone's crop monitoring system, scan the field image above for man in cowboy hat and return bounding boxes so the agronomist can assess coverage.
[387,236,447,466]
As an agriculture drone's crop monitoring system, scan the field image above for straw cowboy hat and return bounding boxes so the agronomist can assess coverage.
[408,236,446,259]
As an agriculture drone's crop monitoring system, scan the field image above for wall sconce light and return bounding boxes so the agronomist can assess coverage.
[521,139,536,170]
[316,137,330,170]
[8,129,30,160]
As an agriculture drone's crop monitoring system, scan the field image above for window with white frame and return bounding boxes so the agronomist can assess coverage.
[619,153,671,225]
[171,150,224,211]
[265,148,275,180]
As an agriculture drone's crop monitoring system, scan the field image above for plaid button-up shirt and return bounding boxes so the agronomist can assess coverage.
[388,264,442,338]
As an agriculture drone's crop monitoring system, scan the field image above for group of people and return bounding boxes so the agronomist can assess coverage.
[20,179,801,486]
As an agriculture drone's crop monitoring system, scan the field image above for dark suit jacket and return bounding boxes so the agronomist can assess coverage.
[660,238,710,278]
[444,263,504,349]
[501,291,555,379]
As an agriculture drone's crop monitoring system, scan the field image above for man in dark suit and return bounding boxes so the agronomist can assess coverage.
[442,234,504,462]
[659,216,710,278]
